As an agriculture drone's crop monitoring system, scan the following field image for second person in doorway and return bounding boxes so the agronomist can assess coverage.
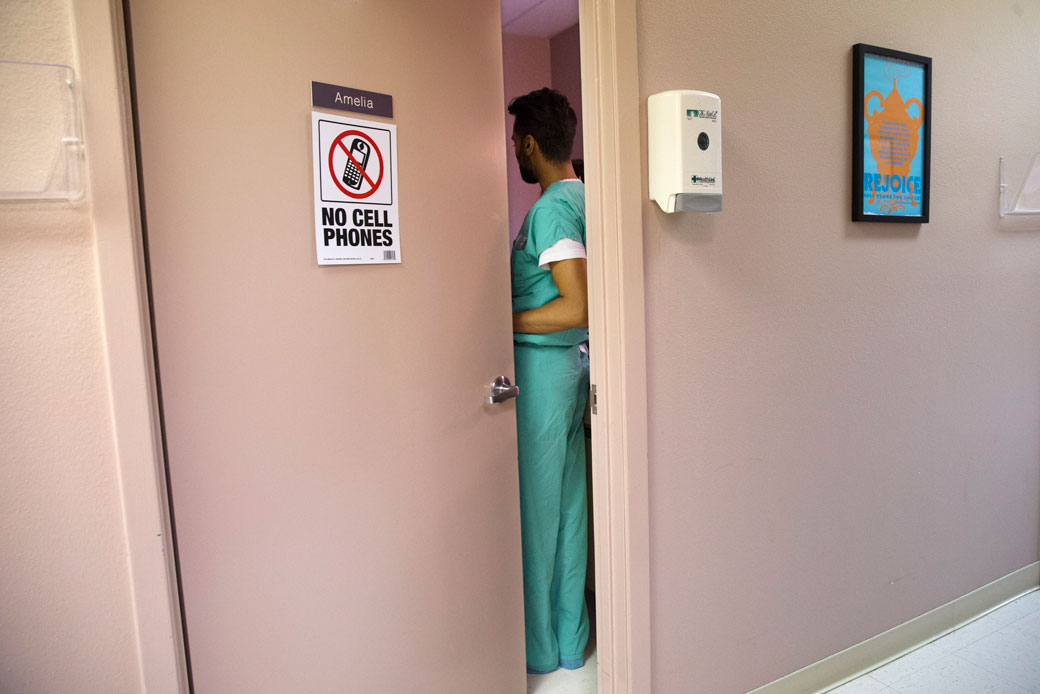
[508,87,590,675]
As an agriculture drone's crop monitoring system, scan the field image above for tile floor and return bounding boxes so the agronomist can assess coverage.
[526,588,1040,693]
[827,588,1040,694]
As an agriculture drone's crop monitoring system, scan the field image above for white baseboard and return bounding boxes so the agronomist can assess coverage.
[747,561,1040,694]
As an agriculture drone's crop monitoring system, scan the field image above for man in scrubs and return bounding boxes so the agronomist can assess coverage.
[507,88,590,675]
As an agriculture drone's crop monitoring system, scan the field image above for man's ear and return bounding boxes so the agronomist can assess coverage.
[523,133,537,156]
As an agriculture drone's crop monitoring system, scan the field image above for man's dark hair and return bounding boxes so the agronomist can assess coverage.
[508,88,577,163]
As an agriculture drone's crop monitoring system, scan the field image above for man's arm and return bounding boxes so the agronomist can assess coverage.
[513,258,588,334]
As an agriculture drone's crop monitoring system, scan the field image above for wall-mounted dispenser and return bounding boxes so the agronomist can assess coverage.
[648,90,721,213]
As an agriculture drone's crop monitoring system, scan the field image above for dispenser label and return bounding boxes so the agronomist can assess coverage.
[686,108,718,122]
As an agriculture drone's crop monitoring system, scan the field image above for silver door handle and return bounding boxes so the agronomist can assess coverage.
[488,376,519,404]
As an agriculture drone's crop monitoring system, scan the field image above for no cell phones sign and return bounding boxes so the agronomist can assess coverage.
[312,112,400,265]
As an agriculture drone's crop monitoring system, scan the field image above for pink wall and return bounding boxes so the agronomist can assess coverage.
[638,1,1040,692]
[0,0,143,691]
[502,25,582,241]
[550,23,583,160]
[502,33,550,241]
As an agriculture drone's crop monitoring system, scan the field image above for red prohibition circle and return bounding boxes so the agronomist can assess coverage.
[328,129,384,199]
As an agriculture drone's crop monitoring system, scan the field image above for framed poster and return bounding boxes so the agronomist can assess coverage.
[852,43,932,223]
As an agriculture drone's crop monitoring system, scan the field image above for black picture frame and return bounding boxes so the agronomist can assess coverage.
[852,43,932,223]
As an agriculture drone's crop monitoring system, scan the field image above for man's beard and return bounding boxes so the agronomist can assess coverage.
[517,151,538,184]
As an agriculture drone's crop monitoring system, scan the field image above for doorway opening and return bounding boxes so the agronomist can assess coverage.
[500,2,598,692]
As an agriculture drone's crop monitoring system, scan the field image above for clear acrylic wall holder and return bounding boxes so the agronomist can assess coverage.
[999,153,1040,217]
[0,61,84,201]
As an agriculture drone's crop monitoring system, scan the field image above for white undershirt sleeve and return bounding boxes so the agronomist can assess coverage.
[538,238,587,270]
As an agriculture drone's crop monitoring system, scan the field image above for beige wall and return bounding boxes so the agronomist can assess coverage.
[638,1,1040,692]
[0,0,143,692]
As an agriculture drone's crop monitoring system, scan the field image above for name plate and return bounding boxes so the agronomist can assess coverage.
[312,81,393,118]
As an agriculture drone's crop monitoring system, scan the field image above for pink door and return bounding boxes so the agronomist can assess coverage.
[127,1,526,691]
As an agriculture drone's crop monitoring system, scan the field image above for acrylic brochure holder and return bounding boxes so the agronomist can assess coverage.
[0,60,84,201]
[999,153,1040,217]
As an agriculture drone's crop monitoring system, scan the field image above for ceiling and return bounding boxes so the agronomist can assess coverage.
[501,0,579,38]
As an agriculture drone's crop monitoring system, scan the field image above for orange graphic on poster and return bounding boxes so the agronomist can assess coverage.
[864,79,923,213]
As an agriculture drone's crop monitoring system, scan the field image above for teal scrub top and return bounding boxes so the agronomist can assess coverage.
[511,180,587,347]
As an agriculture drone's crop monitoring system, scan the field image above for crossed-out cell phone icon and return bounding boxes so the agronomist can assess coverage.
[342,138,371,190]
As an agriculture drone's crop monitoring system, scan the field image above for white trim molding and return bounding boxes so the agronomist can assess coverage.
[749,562,1040,694]
[77,0,189,691]
[581,1,652,693]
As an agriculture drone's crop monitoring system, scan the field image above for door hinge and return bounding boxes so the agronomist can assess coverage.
[590,383,598,414]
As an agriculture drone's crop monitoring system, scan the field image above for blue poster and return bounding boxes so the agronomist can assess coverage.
[862,54,926,216]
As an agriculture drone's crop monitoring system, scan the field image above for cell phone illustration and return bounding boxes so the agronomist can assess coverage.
[342,138,371,190]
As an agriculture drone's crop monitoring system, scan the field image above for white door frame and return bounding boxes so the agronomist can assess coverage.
[75,0,190,691]
[580,1,651,693]
[88,0,650,691]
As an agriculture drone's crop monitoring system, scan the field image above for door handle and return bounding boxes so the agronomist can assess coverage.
[488,376,519,404]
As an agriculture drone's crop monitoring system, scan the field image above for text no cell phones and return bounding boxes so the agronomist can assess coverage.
[343,138,370,189]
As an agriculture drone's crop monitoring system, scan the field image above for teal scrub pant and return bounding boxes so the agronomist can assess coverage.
[513,342,590,674]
